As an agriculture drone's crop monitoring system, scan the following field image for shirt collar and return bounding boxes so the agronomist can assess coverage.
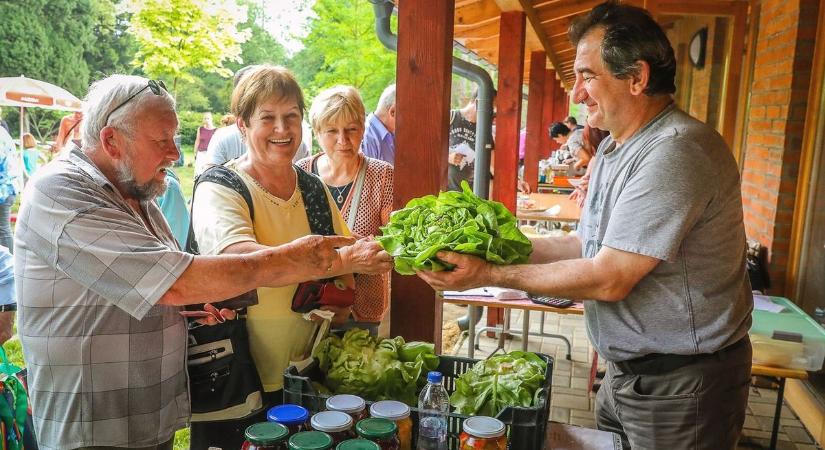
[67,144,118,190]
[367,113,392,140]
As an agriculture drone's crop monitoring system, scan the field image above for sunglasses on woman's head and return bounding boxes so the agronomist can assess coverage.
[104,79,167,125]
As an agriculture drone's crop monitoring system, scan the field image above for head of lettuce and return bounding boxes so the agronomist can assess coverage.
[377,181,533,275]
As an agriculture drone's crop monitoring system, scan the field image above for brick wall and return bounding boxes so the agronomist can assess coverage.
[741,0,819,295]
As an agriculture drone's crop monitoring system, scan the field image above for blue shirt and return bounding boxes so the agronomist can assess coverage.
[361,113,395,165]
[156,170,190,248]
[0,245,13,306]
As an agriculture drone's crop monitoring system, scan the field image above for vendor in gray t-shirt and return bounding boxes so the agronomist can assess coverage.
[417,3,753,449]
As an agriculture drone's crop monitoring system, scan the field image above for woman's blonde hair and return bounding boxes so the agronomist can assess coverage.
[22,133,37,149]
[231,65,305,126]
[220,114,236,127]
[309,85,366,133]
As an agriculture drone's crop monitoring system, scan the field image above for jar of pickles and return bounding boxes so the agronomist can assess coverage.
[326,394,367,422]
[368,401,411,450]
[310,411,356,445]
[242,422,289,450]
[459,416,508,450]
[336,438,380,450]
[268,404,311,435]
[355,418,400,450]
[288,431,334,450]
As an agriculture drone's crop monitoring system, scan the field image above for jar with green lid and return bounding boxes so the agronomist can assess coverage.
[368,401,411,450]
[355,418,399,450]
[336,438,380,450]
[242,422,289,450]
[288,431,334,450]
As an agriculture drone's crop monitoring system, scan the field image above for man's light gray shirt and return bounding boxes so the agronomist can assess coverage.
[206,123,309,166]
[579,104,753,362]
[14,147,194,449]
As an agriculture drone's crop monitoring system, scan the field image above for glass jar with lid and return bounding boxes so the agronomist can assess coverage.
[368,401,411,450]
[326,394,367,422]
[268,404,311,435]
[335,438,380,450]
[459,416,507,450]
[242,422,289,450]
[355,418,400,450]
[310,411,356,445]
[288,431,334,450]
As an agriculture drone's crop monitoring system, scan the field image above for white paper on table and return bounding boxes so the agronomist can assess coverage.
[754,294,786,313]
[443,286,528,300]
[450,142,475,169]
[443,287,493,297]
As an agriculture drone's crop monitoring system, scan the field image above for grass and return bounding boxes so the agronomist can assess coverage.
[5,143,199,449]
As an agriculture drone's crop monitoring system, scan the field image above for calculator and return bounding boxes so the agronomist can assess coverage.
[529,295,574,308]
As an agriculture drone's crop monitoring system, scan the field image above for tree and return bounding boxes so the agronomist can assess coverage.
[85,0,139,81]
[127,0,251,95]
[293,0,396,110]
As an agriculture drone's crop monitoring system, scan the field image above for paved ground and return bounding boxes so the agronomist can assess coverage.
[443,306,822,450]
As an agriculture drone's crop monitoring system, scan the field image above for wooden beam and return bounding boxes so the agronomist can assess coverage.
[543,69,561,159]
[718,2,749,149]
[536,0,604,24]
[455,20,500,38]
[553,79,569,123]
[455,0,501,26]
[651,0,743,16]
[391,0,454,346]
[525,51,546,191]
[519,0,570,89]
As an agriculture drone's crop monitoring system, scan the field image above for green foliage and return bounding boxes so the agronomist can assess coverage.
[294,0,396,111]
[127,0,251,95]
[177,110,205,147]
[85,0,139,81]
[377,181,533,275]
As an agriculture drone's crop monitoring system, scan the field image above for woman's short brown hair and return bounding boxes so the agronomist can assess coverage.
[22,133,37,149]
[309,85,366,133]
[231,65,305,126]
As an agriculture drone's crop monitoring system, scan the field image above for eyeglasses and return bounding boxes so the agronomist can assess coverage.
[104,79,167,125]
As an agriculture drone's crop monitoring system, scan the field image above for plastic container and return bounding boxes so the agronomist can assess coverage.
[751,296,825,370]
[283,353,554,450]
[242,422,290,450]
[459,416,507,450]
[336,439,380,450]
[369,401,412,450]
[311,411,356,445]
[326,394,368,422]
[417,372,449,450]
[269,404,311,435]
[355,418,400,450]
[288,431,334,450]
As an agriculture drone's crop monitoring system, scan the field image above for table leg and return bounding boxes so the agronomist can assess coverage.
[468,304,476,359]
[522,309,530,351]
[495,308,511,353]
[769,378,785,450]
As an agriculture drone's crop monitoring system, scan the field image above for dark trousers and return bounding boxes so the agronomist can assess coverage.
[189,390,282,450]
[595,337,752,450]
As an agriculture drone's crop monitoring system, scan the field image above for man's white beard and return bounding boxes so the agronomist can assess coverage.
[114,155,168,202]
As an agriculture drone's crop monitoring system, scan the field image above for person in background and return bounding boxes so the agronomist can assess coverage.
[193,112,216,176]
[563,115,584,130]
[298,85,394,336]
[448,90,478,191]
[157,168,190,247]
[360,83,396,165]
[220,113,236,127]
[569,124,610,208]
[190,66,392,449]
[549,121,584,165]
[15,73,360,450]
[205,66,309,170]
[21,132,40,179]
[417,2,752,448]
[0,126,17,253]
[0,246,14,345]
[52,110,83,154]
[0,107,9,134]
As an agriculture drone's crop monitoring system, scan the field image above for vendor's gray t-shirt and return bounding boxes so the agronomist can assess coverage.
[580,104,753,362]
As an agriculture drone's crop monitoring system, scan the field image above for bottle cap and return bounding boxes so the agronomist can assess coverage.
[462,416,506,439]
[335,439,381,450]
[310,411,353,433]
[427,371,443,384]
[244,422,288,445]
[326,394,366,414]
[369,400,410,421]
[268,404,310,426]
[355,418,397,440]
[288,431,334,450]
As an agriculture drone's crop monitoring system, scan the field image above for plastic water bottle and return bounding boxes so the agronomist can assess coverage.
[417,371,449,450]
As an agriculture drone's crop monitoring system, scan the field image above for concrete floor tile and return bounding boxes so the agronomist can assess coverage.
[553,376,571,388]
[749,401,794,418]
[743,415,761,430]
[570,377,589,390]
[793,444,819,450]
[569,416,596,428]
[784,427,815,444]
[570,409,596,420]
[550,406,570,423]
[551,393,590,410]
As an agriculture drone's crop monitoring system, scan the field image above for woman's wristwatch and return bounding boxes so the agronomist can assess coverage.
[0,304,16,312]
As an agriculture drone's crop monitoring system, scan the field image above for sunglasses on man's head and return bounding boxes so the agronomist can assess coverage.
[104,79,167,125]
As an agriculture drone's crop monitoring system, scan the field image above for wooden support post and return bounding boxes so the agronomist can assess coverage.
[542,69,559,159]
[488,11,526,334]
[553,83,569,128]
[524,51,546,192]
[390,0,454,347]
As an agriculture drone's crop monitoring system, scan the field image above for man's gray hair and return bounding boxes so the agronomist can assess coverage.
[81,75,176,150]
[376,83,396,113]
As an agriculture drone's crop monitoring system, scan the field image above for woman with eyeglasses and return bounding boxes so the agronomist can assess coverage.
[296,85,394,336]
[188,66,392,449]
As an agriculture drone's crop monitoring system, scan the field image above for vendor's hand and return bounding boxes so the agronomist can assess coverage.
[517,180,531,194]
[340,238,393,275]
[416,251,491,292]
[0,311,14,345]
[195,303,238,326]
[448,152,465,166]
[319,305,353,325]
[289,234,356,278]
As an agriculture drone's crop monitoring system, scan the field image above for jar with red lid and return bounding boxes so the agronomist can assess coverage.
[355,418,399,450]
[459,416,507,450]
[268,404,311,435]
[310,411,356,445]
[241,422,289,450]
[326,394,367,422]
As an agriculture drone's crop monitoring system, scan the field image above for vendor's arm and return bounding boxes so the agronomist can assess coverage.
[528,234,583,263]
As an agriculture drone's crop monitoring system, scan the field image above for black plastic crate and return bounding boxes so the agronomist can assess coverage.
[283,352,554,450]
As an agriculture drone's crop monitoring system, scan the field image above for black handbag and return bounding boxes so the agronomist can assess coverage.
[184,166,263,422]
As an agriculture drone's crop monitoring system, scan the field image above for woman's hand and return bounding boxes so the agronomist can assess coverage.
[339,238,394,275]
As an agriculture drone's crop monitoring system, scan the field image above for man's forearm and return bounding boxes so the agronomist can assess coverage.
[528,234,582,264]
[489,257,623,301]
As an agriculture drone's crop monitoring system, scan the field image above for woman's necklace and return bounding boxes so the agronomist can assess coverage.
[331,183,350,204]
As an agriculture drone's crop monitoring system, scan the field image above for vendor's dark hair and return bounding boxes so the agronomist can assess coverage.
[568,0,676,96]
[549,122,571,138]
